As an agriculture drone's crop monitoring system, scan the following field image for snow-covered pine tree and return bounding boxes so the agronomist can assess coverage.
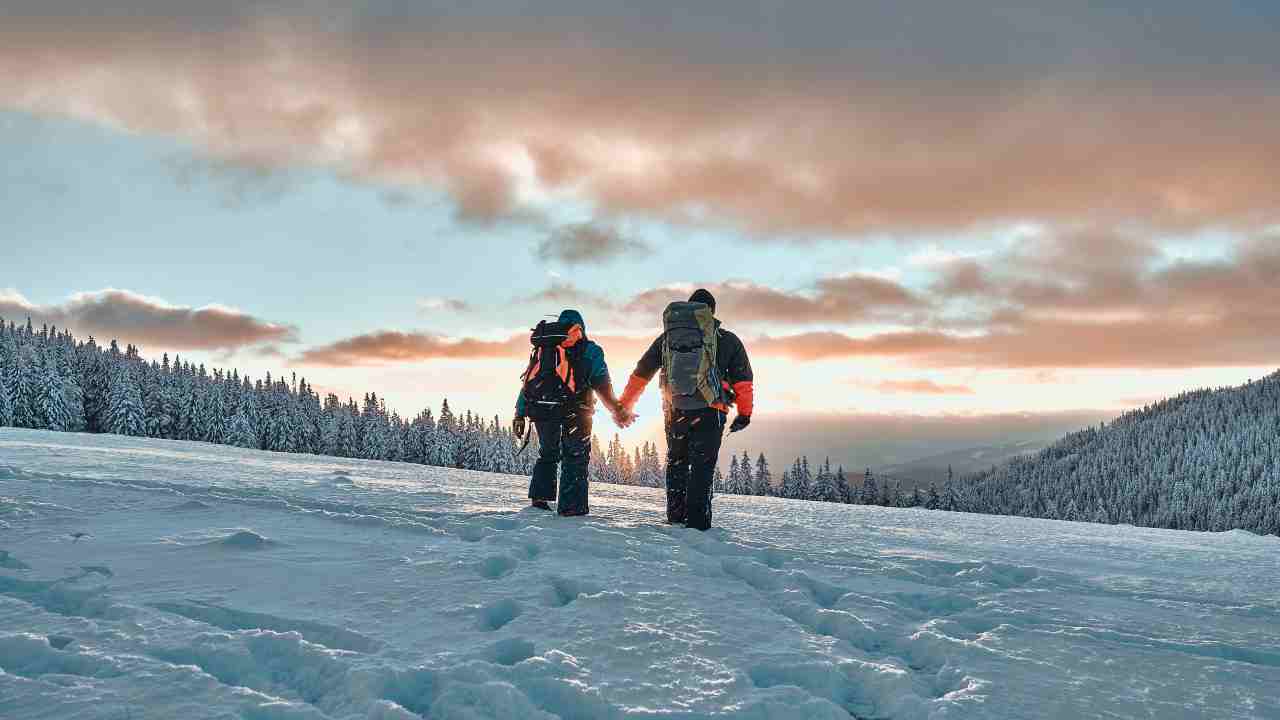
[753,453,772,496]
[12,344,40,428]
[106,364,145,437]
[39,345,73,432]
[835,466,852,503]
[0,328,15,427]
[926,482,940,510]
[226,402,258,449]
[782,458,811,500]
[860,468,878,505]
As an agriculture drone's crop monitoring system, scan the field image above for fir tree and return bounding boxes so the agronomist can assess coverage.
[106,364,145,437]
[753,453,772,496]
[860,468,878,505]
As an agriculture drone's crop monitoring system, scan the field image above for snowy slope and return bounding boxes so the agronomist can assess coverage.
[2,428,1278,720]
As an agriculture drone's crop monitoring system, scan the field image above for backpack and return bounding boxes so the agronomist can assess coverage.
[661,301,723,411]
[520,320,582,420]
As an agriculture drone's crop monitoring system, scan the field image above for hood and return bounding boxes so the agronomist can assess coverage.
[558,309,587,336]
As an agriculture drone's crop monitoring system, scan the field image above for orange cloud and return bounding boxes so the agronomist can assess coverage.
[869,380,976,395]
[0,289,296,351]
[622,277,926,326]
[2,9,1277,234]
[295,331,527,367]
[294,330,655,368]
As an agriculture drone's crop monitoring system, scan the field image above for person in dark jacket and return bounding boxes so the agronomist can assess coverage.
[618,289,754,530]
[514,309,631,516]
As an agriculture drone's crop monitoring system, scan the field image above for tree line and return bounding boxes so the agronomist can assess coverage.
[7,317,1272,534]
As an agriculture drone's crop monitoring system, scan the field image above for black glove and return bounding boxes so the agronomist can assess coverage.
[513,415,526,438]
[729,414,751,433]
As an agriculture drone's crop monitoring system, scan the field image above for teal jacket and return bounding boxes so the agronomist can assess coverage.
[515,309,611,416]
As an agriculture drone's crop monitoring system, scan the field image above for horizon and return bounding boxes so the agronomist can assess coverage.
[4,1,1279,467]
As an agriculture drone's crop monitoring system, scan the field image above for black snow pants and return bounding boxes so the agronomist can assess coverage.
[665,407,726,530]
[530,407,593,516]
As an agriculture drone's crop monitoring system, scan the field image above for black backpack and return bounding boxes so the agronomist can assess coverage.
[520,320,581,420]
[662,301,723,410]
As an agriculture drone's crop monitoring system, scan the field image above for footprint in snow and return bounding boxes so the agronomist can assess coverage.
[477,555,519,579]
[477,598,522,631]
[0,551,30,570]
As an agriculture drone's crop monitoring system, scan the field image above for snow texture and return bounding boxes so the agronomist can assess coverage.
[1,427,1278,719]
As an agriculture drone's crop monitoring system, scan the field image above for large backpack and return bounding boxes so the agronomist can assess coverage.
[520,320,582,420]
[661,301,723,411]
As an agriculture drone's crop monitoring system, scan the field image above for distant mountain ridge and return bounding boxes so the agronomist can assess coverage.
[948,371,1280,535]
[878,439,1048,490]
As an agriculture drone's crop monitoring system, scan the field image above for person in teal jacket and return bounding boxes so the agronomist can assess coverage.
[514,309,630,515]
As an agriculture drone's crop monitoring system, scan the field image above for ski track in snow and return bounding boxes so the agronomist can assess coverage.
[1,429,1278,719]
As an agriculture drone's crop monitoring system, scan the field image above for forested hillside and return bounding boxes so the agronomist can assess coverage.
[954,372,1280,535]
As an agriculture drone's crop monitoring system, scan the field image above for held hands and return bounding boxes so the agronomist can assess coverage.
[729,414,751,433]
[513,415,526,438]
[612,405,637,429]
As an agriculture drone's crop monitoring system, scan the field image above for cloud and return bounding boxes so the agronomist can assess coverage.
[868,380,975,395]
[535,223,650,265]
[2,3,1276,234]
[294,331,527,367]
[417,297,472,313]
[0,288,297,351]
[295,231,1280,370]
[621,276,926,326]
[519,282,616,310]
[294,326,661,367]
[754,234,1280,368]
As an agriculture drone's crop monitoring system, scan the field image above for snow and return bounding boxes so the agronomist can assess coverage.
[2,428,1278,719]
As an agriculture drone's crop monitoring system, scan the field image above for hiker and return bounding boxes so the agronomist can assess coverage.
[619,289,754,530]
[514,309,633,516]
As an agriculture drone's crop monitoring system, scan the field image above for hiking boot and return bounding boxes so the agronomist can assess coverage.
[531,500,552,510]
[558,508,589,517]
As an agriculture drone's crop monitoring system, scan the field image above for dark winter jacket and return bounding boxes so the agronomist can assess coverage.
[514,309,611,416]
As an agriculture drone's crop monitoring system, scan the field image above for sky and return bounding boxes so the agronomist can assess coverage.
[2,1,1279,468]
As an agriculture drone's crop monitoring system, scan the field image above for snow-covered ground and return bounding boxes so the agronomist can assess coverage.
[2,429,1278,719]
